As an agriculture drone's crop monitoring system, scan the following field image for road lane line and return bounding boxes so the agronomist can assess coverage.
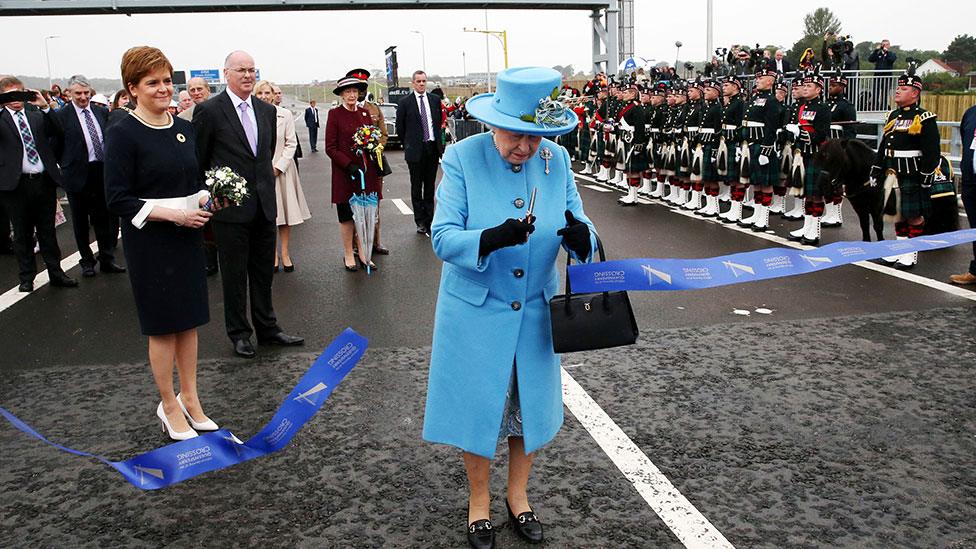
[582,184,612,193]
[391,198,413,215]
[574,173,976,303]
[0,244,96,314]
[561,368,735,549]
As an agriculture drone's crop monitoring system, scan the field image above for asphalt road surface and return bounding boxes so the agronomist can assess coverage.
[1,105,974,549]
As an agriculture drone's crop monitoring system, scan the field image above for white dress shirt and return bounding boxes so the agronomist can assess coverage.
[227,89,258,138]
[776,59,784,72]
[71,101,104,163]
[5,106,45,175]
[414,91,435,142]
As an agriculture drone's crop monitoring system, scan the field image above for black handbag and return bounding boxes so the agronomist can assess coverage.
[376,152,393,177]
[549,236,638,353]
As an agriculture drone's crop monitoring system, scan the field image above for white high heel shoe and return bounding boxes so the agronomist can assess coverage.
[176,393,219,432]
[157,401,198,441]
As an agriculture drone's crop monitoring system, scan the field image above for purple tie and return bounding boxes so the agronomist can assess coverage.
[419,94,432,142]
[82,109,104,161]
[238,101,258,156]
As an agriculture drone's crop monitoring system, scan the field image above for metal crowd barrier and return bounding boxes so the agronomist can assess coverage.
[447,119,488,143]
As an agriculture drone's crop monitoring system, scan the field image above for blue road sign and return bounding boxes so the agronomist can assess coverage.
[190,69,221,83]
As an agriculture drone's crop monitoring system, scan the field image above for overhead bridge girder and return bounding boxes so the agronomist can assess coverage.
[1,0,620,75]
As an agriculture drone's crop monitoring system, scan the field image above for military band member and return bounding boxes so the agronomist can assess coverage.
[603,78,624,185]
[647,82,669,199]
[822,67,858,227]
[737,66,782,231]
[572,86,591,167]
[591,81,611,180]
[617,81,648,206]
[557,86,580,160]
[638,83,656,196]
[781,76,806,219]
[665,83,689,205]
[786,66,831,245]
[716,75,746,221]
[694,78,725,217]
[682,79,706,210]
[872,63,941,268]
[658,85,678,199]
[769,77,791,214]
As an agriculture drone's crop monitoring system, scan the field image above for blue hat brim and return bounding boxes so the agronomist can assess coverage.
[465,93,578,137]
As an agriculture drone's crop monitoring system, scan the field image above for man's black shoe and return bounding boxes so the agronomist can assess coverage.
[206,265,219,277]
[100,261,127,274]
[82,265,97,277]
[18,281,33,292]
[417,225,427,234]
[233,338,257,358]
[259,332,305,346]
[49,274,78,288]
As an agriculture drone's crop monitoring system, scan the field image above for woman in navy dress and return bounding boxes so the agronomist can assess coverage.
[105,46,222,441]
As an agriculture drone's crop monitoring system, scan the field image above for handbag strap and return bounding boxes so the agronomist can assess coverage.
[563,233,609,312]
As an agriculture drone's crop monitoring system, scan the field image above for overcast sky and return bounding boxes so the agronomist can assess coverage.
[1,0,972,84]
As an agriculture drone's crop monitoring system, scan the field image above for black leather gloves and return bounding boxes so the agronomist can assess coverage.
[556,210,591,260]
[479,218,535,257]
[345,163,361,178]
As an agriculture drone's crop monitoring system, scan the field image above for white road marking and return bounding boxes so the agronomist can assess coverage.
[561,368,735,549]
[582,184,612,193]
[0,244,97,314]
[575,173,976,303]
[390,198,413,215]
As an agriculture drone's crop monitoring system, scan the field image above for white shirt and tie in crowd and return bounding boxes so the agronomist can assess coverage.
[396,70,444,235]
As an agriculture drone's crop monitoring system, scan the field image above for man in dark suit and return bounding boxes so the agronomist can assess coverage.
[49,74,125,277]
[766,49,792,74]
[950,105,976,285]
[396,70,443,235]
[194,50,303,358]
[0,76,77,292]
[304,100,320,152]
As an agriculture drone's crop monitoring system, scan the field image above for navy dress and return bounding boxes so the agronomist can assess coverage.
[104,113,209,336]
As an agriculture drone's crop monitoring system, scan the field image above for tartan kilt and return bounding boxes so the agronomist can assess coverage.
[626,144,649,173]
[559,130,578,157]
[591,130,605,157]
[744,142,778,187]
[883,172,932,221]
[578,127,591,160]
[661,143,677,176]
[603,133,617,160]
[722,143,740,184]
[652,140,667,171]
[677,138,692,178]
[702,143,720,181]
[779,143,794,185]
[801,153,822,197]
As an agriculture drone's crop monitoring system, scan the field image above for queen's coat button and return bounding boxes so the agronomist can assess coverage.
[511,301,522,311]
[514,198,525,208]
[513,269,524,278]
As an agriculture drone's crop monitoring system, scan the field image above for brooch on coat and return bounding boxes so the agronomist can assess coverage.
[176,133,186,143]
[540,147,553,174]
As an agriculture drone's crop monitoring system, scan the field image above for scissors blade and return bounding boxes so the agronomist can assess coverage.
[526,187,538,220]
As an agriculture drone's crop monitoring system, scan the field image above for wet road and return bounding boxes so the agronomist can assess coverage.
[1,107,974,548]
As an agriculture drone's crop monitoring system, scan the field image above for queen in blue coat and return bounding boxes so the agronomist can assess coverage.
[422,67,598,548]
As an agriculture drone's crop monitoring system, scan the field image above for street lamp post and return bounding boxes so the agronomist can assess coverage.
[45,35,60,89]
[411,30,426,73]
[674,41,682,72]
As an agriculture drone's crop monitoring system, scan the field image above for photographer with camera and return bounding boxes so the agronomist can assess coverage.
[869,39,897,109]
[822,33,860,72]
[869,39,897,71]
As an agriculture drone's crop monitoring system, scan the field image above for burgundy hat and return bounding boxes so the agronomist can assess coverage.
[333,75,367,95]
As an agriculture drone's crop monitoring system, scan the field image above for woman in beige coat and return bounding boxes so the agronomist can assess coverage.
[255,81,311,271]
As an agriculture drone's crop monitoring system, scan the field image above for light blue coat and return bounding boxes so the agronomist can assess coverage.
[422,132,598,459]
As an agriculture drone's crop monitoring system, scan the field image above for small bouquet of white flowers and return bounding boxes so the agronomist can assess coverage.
[203,166,249,211]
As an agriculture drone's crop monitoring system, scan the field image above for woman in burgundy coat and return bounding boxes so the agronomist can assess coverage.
[325,74,383,271]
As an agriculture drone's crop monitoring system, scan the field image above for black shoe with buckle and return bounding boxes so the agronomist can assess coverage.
[466,519,495,549]
[507,500,543,544]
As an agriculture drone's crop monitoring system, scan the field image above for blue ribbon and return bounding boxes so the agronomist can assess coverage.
[0,328,368,490]
[568,230,976,292]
